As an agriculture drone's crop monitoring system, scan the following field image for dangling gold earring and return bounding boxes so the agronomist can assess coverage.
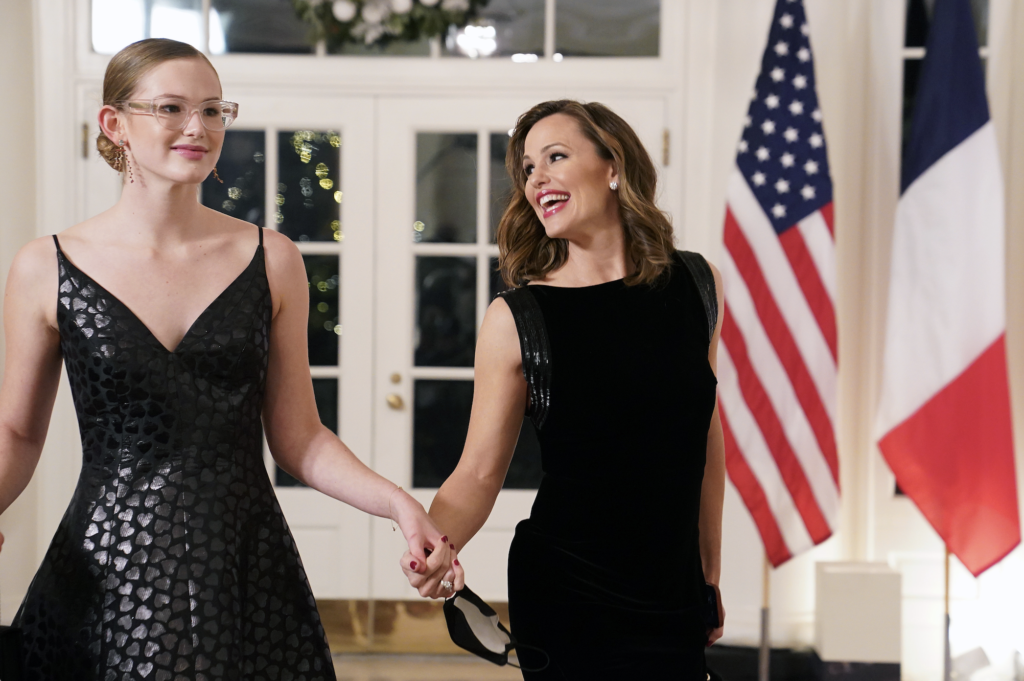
[212,167,223,184]
[117,140,134,184]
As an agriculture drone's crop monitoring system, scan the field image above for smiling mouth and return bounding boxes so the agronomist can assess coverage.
[538,192,570,217]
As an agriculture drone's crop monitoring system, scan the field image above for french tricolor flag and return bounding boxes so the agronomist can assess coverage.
[875,0,1019,576]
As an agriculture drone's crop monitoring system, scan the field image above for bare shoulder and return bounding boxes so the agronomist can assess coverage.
[258,228,305,315]
[6,236,62,327]
[9,236,61,289]
[478,296,521,370]
[260,227,303,273]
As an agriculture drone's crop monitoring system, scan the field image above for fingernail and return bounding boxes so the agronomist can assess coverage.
[449,543,455,550]
[441,535,448,543]
[454,559,460,566]
[410,561,418,570]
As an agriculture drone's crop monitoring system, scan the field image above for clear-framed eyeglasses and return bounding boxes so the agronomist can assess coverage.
[120,97,240,132]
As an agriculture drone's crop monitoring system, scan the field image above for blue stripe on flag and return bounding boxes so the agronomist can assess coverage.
[901,0,990,193]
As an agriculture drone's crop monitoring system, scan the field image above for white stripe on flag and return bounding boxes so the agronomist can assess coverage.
[876,122,1006,436]
[718,346,815,555]
[797,211,837,303]
[727,169,838,421]
[722,250,841,527]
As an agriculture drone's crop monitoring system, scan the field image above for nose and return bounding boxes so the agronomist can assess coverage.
[182,109,205,136]
[528,167,549,189]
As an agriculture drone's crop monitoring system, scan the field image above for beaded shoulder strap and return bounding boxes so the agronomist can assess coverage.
[497,287,551,430]
[678,251,718,344]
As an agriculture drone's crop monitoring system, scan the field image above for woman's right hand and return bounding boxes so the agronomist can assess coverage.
[400,547,465,599]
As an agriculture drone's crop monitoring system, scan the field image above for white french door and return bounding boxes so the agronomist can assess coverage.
[369,96,667,601]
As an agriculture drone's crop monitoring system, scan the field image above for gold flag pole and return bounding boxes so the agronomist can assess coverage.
[759,551,771,681]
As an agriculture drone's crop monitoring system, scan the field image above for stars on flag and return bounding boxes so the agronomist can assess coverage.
[734,0,831,232]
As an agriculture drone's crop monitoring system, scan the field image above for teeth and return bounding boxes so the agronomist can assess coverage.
[540,193,569,206]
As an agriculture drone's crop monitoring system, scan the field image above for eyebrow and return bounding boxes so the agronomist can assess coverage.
[522,141,569,162]
[148,94,224,101]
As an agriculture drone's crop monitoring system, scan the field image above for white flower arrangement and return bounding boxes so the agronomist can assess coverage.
[293,0,486,49]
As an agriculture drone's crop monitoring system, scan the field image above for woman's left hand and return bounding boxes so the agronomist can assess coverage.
[707,582,726,646]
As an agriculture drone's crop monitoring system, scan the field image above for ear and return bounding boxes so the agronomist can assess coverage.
[607,161,620,188]
[98,105,126,144]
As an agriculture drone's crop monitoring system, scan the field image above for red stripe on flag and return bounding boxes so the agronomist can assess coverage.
[725,209,840,485]
[779,224,838,361]
[721,405,792,566]
[820,202,834,236]
[722,306,833,543]
[879,335,1020,577]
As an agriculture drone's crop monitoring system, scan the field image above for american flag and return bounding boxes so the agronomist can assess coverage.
[718,0,839,566]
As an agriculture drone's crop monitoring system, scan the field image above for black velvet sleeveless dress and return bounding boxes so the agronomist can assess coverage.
[13,228,335,681]
[501,251,718,680]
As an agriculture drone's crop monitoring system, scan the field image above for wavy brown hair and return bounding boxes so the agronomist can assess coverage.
[496,100,676,287]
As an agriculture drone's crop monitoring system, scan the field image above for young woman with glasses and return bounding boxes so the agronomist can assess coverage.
[0,38,454,680]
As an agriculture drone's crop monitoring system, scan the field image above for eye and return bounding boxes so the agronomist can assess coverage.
[523,164,534,176]
[201,107,220,117]
[158,103,183,114]
[549,152,566,163]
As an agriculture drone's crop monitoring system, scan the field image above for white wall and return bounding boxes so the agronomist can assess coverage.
[0,0,40,625]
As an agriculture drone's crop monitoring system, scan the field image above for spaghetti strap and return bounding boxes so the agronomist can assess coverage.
[52,234,62,254]
[258,225,263,247]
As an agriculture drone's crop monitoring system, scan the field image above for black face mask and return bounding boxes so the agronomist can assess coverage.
[442,585,549,673]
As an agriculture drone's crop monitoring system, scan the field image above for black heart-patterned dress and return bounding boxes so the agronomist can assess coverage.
[13,227,336,681]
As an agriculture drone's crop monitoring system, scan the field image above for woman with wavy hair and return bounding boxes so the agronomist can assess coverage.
[0,38,455,680]
[403,100,726,678]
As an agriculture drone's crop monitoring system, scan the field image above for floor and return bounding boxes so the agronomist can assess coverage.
[332,654,524,680]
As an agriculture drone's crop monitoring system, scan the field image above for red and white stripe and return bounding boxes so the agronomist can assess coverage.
[720,168,840,567]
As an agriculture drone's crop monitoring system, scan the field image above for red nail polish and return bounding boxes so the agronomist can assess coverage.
[441,535,448,543]
[410,561,418,570]
[449,543,455,550]
[454,559,460,566]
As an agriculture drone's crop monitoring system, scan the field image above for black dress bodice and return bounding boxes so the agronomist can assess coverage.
[500,251,718,679]
[14,229,335,681]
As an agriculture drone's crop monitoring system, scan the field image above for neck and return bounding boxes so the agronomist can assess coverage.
[559,219,632,286]
[107,174,206,246]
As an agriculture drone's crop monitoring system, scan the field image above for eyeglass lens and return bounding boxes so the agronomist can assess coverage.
[153,98,237,131]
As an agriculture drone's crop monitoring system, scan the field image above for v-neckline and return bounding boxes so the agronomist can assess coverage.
[57,243,262,355]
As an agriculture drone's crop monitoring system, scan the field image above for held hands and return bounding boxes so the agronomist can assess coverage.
[387,485,452,581]
[400,543,465,599]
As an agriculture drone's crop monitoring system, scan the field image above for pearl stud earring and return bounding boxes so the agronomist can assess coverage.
[610,181,619,190]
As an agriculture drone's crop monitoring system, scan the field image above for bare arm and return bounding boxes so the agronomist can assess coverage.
[260,230,448,569]
[427,297,528,550]
[400,297,526,598]
[0,239,64,521]
[699,261,726,642]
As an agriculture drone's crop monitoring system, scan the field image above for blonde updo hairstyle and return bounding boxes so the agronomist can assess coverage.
[97,38,218,171]
[497,100,676,288]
